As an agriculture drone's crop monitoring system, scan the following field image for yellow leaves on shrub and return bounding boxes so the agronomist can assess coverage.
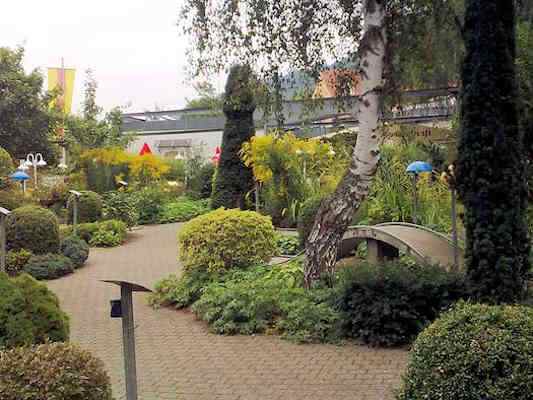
[178,208,277,272]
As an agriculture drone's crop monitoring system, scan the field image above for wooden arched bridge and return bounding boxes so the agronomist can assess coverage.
[338,222,463,270]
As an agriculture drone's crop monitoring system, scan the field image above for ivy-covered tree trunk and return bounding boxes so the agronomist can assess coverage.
[456,1,530,303]
[304,0,387,287]
[211,65,256,209]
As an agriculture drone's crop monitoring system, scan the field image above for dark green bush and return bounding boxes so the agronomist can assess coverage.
[150,268,213,309]
[67,190,103,223]
[102,190,139,228]
[335,261,466,346]
[0,146,14,190]
[24,254,74,280]
[0,272,69,348]
[397,302,533,400]
[134,186,168,224]
[297,196,324,246]
[275,233,302,255]
[6,206,60,254]
[0,189,25,211]
[61,235,90,268]
[158,198,210,224]
[60,222,99,243]
[188,162,215,199]
[5,249,33,277]
[0,342,113,400]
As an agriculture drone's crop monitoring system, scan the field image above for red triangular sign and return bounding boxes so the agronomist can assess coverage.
[139,143,152,156]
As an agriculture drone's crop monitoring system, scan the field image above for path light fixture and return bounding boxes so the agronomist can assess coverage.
[102,280,152,400]
[24,153,47,187]
[0,207,10,273]
[9,170,31,193]
[69,190,82,235]
[406,161,432,225]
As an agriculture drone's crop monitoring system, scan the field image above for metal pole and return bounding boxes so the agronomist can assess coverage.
[412,174,418,225]
[121,285,138,400]
[451,188,459,271]
[73,198,78,235]
[0,215,6,274]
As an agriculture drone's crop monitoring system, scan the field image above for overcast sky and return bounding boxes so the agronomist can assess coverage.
[0,0,223,114]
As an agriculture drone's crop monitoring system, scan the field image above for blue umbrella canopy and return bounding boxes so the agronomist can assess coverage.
[406,161,432,174]
[9,171,30,181]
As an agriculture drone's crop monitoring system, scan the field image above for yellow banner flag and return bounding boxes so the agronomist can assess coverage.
[48,67,76,114]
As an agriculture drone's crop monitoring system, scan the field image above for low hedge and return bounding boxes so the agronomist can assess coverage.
[24,254,74,280]
[61,235,90,268]
[6,206,60,254]
[60,219,127,247]
[335,261,466,346]
[178,208,277,272]
[0,342,113,400]
[67,190,103,223]
[397,302,533,400]
[0,272,69,348]
[158,198,210,224]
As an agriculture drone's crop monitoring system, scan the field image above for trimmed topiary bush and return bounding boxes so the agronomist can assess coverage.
[297,196,324,246]
[0,272,69,348]
[6,206,60,254]
[67,190,103,223]
[24,254,74,280]
[61,235,90,268]
[397,302,533,400]
[5,249,33,277]
[335,261,466,346]
[178,208,277,272]
[0,342,113,400]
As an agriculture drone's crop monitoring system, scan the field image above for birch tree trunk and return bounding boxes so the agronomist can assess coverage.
[303,0,387,287]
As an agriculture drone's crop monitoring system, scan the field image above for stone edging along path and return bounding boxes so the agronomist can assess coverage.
[47,223,408,400]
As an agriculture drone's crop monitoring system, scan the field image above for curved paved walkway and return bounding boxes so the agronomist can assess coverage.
[47,223,408,400]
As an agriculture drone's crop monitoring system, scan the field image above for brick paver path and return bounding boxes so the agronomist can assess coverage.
[47,223,408,400]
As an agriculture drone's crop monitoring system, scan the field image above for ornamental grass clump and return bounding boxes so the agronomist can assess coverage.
[178,208,277,272]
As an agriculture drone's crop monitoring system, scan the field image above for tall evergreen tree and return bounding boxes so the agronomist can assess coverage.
[457,0,529,302]
[211,65,256,209]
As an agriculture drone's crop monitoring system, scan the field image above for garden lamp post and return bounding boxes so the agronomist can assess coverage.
[0,207,10,273]
[9,169,31,194]
[24,153,47,188]
[69,190,82,235]
[406,161,432,225]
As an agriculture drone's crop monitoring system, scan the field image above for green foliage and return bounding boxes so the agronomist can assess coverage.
[275,233,302,255]
[0,146,14,189]
[102,190,139,227]
[6,206,60,254]
[134,186,168,224]
[0,47,58,163]
[0,342,113,400]
[178,208,277,272]
[211,64,256,209]
[24,254,74,280]
[5,249,33,277]
[0,189,25,211]
[150,268,214,309]
[335,261,466,346]
[60,235,90,268]
[164,158,187,181]
[158,198,210,224]
[0,272,69,348]
[457,1,530,302]
[67,190,103,223]
[297,196,324,246]
[89,220,127,247]
[187,161,215,199]
[397,302,533,400]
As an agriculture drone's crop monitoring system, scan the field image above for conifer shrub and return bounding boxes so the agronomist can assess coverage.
[24,254,74,280]
[5,249,33,277]
[67,190,103,223]
[0,342,112,400]
[6,206,60,254]
[178,208,277,272]
[397,302,533,400]
[61,235,90,268]
[0,272,69,348]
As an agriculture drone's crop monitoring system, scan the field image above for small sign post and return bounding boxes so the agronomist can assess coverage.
[102,280,152,400]
[0,207,10,273]
[69,190,82,235]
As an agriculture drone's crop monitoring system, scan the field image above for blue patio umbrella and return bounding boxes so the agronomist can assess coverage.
[9,171,30,181]
[406,161,433,174]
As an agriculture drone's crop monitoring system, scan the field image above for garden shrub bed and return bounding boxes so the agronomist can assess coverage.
[60,219,127,247]
[158,198,210,224]
[67,190,103,223]
[24,254,75,280]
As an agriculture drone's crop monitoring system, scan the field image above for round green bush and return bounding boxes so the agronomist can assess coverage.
[6,206,60,254]
[0,342,112,400]
[61,235,90,268]
[0,272,69,348]
[397,302,533,400]
[297,196,324,246]
[178,208,277,272]
[24,254,74,280]
[67,190,103,223]
[5,249,33,277]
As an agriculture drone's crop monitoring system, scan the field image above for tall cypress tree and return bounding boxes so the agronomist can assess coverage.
[457,1,530,303]
[211,65,256,209]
